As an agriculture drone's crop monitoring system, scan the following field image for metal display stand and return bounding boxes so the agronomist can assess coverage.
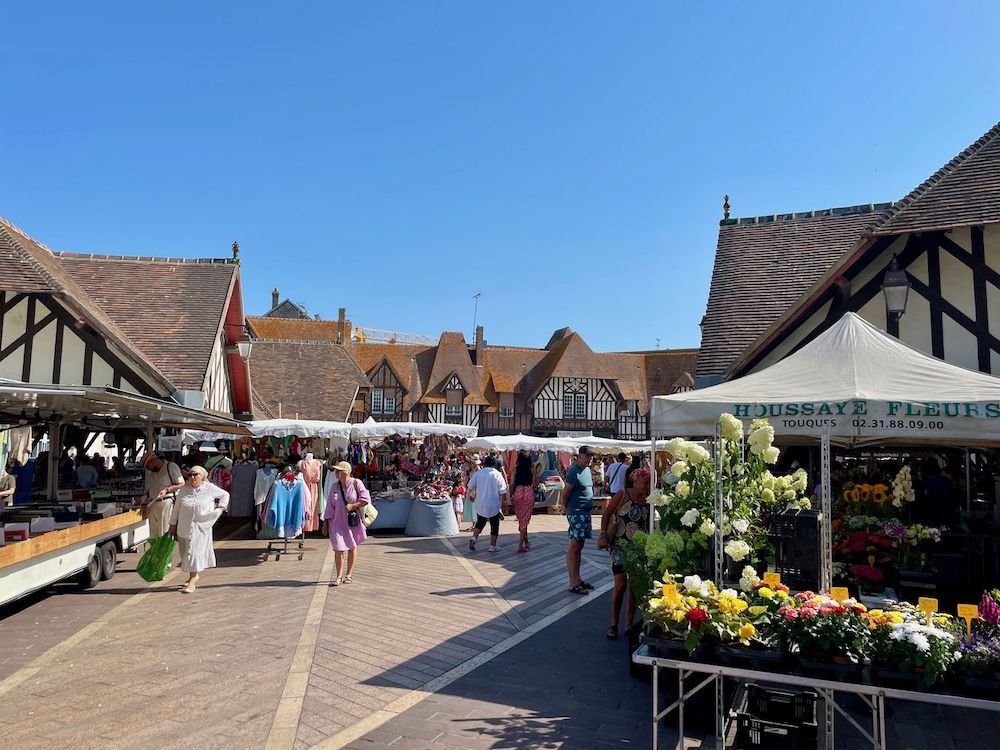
[263,531,305,561]
[633,645,1000,750]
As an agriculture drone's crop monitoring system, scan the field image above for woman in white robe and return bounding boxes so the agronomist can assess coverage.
[168,465,229,593]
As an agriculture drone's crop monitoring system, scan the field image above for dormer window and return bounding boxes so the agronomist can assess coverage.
[445,387,463,417]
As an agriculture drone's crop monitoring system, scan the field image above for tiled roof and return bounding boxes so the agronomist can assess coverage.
[600,353,647,405]
[874,121,1000,236]
[346,341,434,411]
[641,349,699,396]
[696,204,892,381]
[248,316,344,343]
[483,347,546,395]
[252,388,275,419]
[250,340,370,421]
[422,332,489,405]
[0,219,175,393]
[56,252,238,391]
[528,330,616,397]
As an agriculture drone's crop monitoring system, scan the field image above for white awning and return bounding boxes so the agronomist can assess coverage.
[651,313,1000,445]
[465,434,577,452]
[184,418,353,443]
[349,420,478,440]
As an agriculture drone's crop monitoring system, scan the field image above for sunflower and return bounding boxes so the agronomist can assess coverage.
[859,485,872,503]
[851,487,861,503]
[872,484,888,504]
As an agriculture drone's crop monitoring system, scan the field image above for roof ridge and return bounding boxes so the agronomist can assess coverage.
[254,338,350,346]
[248,315,341,323]
[721,202,895,228]
[604,348,700,355]
[870,120,1000,233]
[0,217,66,292]
[55,251,236,265]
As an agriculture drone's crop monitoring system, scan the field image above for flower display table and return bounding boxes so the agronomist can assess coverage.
[632,644,1000,750]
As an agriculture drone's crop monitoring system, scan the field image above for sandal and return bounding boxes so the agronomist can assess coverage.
[607,626,619,640]
[342,575,353,584]
[329,577,341,587]
[581,580,595,591]
[568,584,589,595]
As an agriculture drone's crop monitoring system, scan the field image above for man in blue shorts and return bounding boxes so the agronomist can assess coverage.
[561,445,594,595]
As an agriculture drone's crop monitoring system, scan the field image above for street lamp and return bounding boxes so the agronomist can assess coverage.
[236,336,253,361]
[881,255,911,321]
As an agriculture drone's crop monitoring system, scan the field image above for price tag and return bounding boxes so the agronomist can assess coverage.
[918,597,939,626]
[958,603,979,639]
[867,554,876,566]
[830,587,850,602]
[763,572,781,587]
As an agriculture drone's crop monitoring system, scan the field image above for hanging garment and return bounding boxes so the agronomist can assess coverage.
[229,461,258,517]
[266,477,307,538]
[254,466,279,506]
[297,458,322,532]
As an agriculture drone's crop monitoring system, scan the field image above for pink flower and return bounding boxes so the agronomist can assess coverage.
[781,607,799,621]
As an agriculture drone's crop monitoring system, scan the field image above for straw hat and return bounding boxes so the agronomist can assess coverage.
[333,461,352,474]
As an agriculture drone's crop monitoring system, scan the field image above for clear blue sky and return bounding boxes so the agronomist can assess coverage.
[3,3,999,352]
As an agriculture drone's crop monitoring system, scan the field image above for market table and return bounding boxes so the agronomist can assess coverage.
[632,644,1000,750]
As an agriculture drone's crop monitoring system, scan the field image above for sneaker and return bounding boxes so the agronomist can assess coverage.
[488,546,498,553]
[469,538,476,551]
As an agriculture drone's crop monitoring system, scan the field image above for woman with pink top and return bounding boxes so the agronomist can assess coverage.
[323,461,371,586]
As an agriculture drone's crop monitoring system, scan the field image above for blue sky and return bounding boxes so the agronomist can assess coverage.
[3,3,999,352]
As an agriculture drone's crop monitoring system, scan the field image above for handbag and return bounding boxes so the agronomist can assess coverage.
[341,479,361,528]
[362,500,379,528]
[467,473,477,502]
[606,491,626,540]
[137,534,176,582]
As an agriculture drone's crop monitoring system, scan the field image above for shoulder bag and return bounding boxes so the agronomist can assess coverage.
[360,480,379,527]
[606,489,628,539]
[341,479,361,527]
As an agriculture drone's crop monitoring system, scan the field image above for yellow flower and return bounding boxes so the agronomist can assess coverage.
[671,609,687,623]
[851,487,861,503]
[774,590,790,600]
[749,605,768,617]
[757,587,775,600]
[859,485,872,503]
[739,623,756,641]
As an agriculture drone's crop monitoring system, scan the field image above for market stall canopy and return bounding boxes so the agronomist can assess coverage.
[562,436,652,454]
[465,434,577,452]
[350,419,478,440]
[0,383,250,434]
[650,313,1000,445]
[183,418,352,443]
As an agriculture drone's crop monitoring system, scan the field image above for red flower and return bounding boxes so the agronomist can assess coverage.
[686,608,709,628]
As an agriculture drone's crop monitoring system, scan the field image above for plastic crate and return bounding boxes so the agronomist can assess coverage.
[746,684,817,724]
[770,510,821,540]
[735,713,818,750]
[774,567,819,592]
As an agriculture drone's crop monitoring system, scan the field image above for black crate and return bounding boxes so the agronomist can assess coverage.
[770,510,821,540]
[735,713,818,750]
[746,684,817,724]
[775,541,820,568]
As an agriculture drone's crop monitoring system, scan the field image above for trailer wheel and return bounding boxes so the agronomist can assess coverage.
[99,541,117,581]
[76,552,102,589]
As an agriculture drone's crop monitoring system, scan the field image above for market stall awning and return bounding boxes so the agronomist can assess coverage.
[465,434,577,452]
[651,313,1000,445]
[184,418,353,443]
[561,436,652,454]
[0,383,250,435]
[350,419,478,440]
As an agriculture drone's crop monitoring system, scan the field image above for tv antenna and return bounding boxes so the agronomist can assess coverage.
[472,291,482,338]
[656,337,661,350]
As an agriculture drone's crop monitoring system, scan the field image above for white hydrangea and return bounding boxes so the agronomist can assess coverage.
[720,413,744,441]
[680,509,699,527]
[646,488,669,507]
[747,424,774,455]
[683,575,710,596]
[675,480,691,499]
[699,518,716,537]
[686,442,711,466]
[739,565,760,593]
[670,460,688,478]
[724,539,751,562]
[732,518,749,534]
[763,446,780,464]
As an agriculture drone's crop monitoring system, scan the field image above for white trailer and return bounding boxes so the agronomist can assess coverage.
[0,511,150,607]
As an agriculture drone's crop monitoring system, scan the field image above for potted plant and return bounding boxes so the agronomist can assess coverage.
[955,631,1000,694]
[777,592,870,679]
[867,603,960,688]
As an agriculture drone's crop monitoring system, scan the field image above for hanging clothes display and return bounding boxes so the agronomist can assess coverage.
[229,460,258,517]
[254,464,280,509]
[297,456,322,532]
[264,475,307,538]
[206,454,233,493]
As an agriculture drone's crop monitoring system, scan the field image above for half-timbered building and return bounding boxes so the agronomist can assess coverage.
[0,218,254,419]
[698,121,1000,383]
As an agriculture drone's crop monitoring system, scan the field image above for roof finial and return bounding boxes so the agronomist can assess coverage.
[723,194,730,220]
[232,241,240,262]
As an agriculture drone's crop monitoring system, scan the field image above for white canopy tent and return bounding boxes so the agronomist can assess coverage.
[465,434,577,452]
[562,436,652,454]
[183,418,353,444]
[349,418,478,441]
[649,312,1000,589]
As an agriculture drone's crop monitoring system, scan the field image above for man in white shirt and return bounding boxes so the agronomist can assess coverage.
[143,452,185,540]
[467,455,508,553]
[606,452,629,496]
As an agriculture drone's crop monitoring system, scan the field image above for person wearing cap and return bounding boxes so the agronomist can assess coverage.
[167,465,230,594]
[323,461,371,586]
[561,446,595,595]
[143,451,185,540]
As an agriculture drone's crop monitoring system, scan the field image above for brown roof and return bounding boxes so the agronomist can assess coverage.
[642,349,699,396]
[0,219,176,393]
[345,341,433,411]
[422,332,488,405]
[248,316,344,342]
[528,330,616,397]
[483,347,547,394]
[56,252,238,392]
[696,204,892,381]
[874,121,1000,236]
[250,340,370,421]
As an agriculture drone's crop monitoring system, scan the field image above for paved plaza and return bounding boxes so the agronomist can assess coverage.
[3,515,1000,750]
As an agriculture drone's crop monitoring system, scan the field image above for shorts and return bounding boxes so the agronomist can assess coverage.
[475,513,501,537]
[567,513,592,541]
[610,543,624,575]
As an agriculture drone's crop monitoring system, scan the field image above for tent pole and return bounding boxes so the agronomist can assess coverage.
[714,422,723,586]
[649,431,657,533]
[966,448,972,513]
[820,428,833,592]
[47,420,61,501]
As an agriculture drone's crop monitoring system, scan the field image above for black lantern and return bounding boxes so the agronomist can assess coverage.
[881,255,911,320]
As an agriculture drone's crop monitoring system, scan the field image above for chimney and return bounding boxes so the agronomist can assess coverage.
[474,325,485,364]
[271,288,280,309]
[337,308,347,344]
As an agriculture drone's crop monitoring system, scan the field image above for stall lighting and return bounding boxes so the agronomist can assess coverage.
[881,255,911,321]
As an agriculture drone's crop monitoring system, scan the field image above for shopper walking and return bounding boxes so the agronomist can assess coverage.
[143,451,185,540]
[562,446,595,595]
[0,462,15,507]
[510,451,536,553]
[323,461,371,586]
[467,455,507,553]
[168,465,230,594]
[598,468,650,639]
[606,452,628,496]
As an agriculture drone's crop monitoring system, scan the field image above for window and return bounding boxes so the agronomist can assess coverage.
[562,393,575,419]
[371,389,384,414]
[574,393,587,419]
[383,396,396,414]
[500,407,514,418]
[626,400,638,418]
[499,394,514,419]
[445,388,463,417]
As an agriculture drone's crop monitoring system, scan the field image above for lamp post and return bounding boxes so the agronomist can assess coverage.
[881,255,911,332]
[236,336,253,361]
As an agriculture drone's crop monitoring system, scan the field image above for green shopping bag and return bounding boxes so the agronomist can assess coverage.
[137,535,176,582]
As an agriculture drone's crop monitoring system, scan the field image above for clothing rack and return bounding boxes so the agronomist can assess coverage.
[262,530,305,561]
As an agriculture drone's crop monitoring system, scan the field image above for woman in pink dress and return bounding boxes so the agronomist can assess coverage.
[298,454,322,533]
[322,461,371,586]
